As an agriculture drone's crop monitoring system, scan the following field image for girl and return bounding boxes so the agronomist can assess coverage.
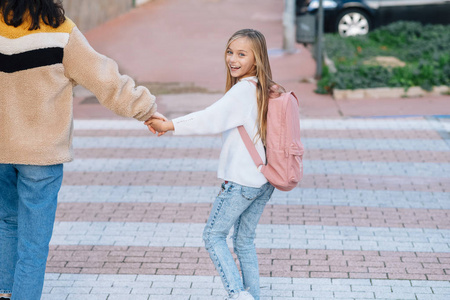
[147,29,285,300]
[0,1,163,299]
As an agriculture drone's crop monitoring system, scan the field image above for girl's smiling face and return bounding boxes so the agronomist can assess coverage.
[226,37,256,80]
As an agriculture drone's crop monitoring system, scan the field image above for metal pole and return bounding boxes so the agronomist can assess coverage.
[315,0,324,79]
[283,0,296,53]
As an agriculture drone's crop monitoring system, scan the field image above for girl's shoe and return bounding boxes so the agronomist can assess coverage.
[225,291,255,300]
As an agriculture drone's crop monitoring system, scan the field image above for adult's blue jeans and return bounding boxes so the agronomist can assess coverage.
[0,164,63,300]
[203,181,274,300]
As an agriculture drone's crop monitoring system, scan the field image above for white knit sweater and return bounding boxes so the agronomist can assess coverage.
[172,77,267,188]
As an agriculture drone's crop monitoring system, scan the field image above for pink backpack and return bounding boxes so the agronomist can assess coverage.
[238,83,304,191]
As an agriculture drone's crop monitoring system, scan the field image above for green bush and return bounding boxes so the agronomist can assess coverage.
[317,21,450,94]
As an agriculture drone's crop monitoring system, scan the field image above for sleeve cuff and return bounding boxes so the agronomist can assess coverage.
[136,102,157,122]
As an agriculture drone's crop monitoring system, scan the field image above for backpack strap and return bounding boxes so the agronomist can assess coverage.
[239,79,264,169]
[248,79,258,87]
[239,80,299,169]
[249,79,298,105]
[238,126,264,169]
[290,91,299,105]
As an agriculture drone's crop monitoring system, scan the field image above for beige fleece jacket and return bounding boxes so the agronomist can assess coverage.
[0,17,156,165]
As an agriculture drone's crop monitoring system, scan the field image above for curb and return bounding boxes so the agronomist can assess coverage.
[333,86,449,100]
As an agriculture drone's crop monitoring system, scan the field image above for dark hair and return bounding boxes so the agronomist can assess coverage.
[0,0,65,30]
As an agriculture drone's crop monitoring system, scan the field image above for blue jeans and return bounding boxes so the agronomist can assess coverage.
[0,164,63,300]
[203,181,274,300]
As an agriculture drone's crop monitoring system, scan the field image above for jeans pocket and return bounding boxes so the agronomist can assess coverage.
[240,186,262,201]
[217,183,226,197]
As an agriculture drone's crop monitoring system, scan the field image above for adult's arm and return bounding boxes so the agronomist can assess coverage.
[63,27,157,121]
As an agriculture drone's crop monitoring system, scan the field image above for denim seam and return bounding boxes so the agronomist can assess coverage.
[210,246,233,293]
[232,217,242,254]
[205,194,235,294]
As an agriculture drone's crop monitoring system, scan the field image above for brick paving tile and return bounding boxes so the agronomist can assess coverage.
[55,202,450,229]
[62,171,449,192]
[72,118,449,131]
[74,129,443,140]
[40,2,450,299]
[302,149,449,164]
[72,134,448,151]
[46,246,450,280]
[73,147,450,163]
[64,159,448,178]
[43,274,450,299]
[75,130,154,137]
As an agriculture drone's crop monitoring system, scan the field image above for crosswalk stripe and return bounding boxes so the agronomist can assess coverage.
[63,158,450,177]
[50,222,450,253]
[58,185,450,209]
[72,136,450,151]
[73,118,450,131]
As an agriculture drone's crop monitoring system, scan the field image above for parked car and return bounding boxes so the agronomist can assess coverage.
[296,0,450,37]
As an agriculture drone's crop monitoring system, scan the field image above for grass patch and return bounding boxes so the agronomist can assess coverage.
[317,21,450,94]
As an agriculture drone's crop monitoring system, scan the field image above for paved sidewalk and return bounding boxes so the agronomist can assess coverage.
[79,0,450,119]
[42,0,450,299]
[43,117,450,300]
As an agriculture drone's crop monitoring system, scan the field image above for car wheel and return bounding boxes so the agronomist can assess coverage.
[336,9,371,37]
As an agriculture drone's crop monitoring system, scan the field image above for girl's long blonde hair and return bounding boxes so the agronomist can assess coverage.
[225,29,285,146]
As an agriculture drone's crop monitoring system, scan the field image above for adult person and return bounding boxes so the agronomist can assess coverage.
[0,1,164,299]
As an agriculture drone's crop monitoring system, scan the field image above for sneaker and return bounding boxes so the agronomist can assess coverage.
[224,291,255,300]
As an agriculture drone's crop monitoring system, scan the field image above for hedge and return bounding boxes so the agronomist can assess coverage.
[316,21,450,94]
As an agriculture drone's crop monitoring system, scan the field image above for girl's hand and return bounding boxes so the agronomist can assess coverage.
[147,119,165,135]
[145,119,174,136]
[151,111,168,122]
[145,111,168,134]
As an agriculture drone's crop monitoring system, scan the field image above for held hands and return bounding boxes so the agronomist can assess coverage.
[144,112,174,136]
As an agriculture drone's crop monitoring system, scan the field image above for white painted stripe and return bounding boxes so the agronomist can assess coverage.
[74,119,144,130]
[57,185,450,209]
[50,222,450,252]
[64,158,450,177]
[42,274,450,299]
[72,136,449,151]
[73,118,450,131]
[0,32,69,55]
[73,136,221,149]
